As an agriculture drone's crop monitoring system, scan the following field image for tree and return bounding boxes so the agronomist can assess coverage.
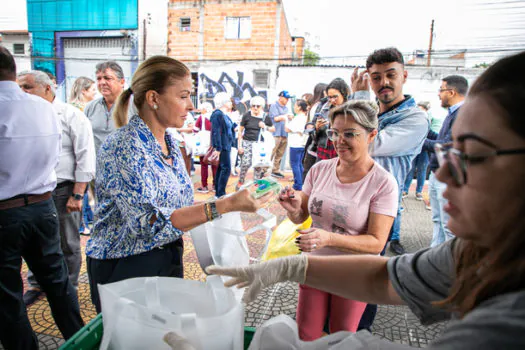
[303,48,320,66]
[473,62,490,69]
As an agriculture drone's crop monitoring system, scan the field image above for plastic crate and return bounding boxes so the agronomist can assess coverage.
[60,314,256,350]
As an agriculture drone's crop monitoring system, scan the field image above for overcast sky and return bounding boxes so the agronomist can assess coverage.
[283,0,525,66]
[1,0,523,67]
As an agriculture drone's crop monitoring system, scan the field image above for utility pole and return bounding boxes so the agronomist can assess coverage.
[427,19,434,67]
[143,18,147,61]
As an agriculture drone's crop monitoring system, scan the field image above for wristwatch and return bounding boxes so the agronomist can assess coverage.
[71,193,84,201]
[209,200,221,220]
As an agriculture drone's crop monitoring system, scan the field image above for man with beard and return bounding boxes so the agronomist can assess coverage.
[366,47,429,256]
[423,75,468,247]
[356,47,429,332]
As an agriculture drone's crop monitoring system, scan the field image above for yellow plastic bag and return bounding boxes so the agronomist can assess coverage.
[261,216,312,261]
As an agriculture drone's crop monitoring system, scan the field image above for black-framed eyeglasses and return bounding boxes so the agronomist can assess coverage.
[438,88,453,93]
[327,129,361,142]
[251,105,262,108]
[435,137,525,185]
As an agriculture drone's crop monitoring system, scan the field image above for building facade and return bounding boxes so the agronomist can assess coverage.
[168,0,304,109]
[26,0,143,100]
[0,31,31,72]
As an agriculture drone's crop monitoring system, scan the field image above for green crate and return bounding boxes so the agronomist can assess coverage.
[60,314,256,349]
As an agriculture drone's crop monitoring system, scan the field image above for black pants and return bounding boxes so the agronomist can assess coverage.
[0,198,83,350]
[302,152,317,182]
[87,238,184,313]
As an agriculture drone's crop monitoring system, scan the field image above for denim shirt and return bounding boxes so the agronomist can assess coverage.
[211,109,234,152]
[86,115,194,260]
[371,96,430,190]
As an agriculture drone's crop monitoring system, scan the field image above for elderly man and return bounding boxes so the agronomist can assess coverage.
[84,61,126,153]
[0,47,83,348]
[269,90,293,178]
[18,70,96,305]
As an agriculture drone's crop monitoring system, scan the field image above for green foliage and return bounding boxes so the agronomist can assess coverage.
[473,62,490,69]
[303,48,320,66]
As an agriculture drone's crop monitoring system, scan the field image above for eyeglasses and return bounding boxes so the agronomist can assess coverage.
[327,129,361,142]
[438,88,453,93]
[435,141,525,185]
[328,95,341,100]
[251,105,262,108]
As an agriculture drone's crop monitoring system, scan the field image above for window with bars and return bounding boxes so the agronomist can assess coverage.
[180,18,191,32]
[225,17,251,39]
[253,70,270,89]
[13,43,25,54]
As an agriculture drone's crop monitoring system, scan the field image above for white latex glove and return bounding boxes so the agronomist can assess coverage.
[206,255,308,303]
[163,332,196,350]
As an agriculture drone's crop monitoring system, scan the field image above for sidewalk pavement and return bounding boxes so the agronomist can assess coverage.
[7,172,445,349]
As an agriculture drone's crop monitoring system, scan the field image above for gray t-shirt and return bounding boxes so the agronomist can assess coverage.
[84,97,117,155]
[84,96,137,155]
[385,239,525,349]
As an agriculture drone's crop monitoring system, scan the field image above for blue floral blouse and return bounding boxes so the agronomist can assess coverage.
[86,115,194,259]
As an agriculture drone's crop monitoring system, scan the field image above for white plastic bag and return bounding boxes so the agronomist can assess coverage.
[98,276,243,350]
[248,315,412,350]
[190,209,276,301]
[252,141,272,169]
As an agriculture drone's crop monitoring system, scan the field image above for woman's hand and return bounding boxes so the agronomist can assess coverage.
[278,186,302,214]
[296,228,332,252]
[238,146,244,155]
[315,118,328,131]
[258,121,266,129]
[213,150,220,158]
[220,188,275,213]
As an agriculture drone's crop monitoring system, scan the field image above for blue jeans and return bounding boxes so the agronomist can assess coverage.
[429,172,455,247]
[289,147,305,190]
[215,150,231,197]
[403,151,429,194]
[79,186,94,232]
[0,198,83,348]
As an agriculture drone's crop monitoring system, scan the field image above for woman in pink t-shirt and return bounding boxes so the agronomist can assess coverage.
[278,100,399,340]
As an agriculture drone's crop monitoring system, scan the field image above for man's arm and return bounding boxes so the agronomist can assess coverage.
[68,107,96,212]
[423,117,455,153]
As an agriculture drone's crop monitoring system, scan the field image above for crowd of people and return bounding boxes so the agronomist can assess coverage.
[1,42,524,350]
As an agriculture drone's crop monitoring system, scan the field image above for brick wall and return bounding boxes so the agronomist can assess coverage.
[168,0,295,62]
[167,7,200,61]
[278,8,292,64]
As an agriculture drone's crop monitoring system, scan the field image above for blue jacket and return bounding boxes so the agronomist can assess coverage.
[424,102,463,172]
[371,96,430,190]
[211,109,234,152]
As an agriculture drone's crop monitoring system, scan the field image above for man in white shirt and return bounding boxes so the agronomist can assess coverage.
[17,70,96,304]
[0,46,83,348]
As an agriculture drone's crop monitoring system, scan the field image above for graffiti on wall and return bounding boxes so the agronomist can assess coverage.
[198,70,269,115]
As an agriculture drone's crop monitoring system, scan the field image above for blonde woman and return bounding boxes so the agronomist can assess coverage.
[68,76,96,111]
[86,57,273,312]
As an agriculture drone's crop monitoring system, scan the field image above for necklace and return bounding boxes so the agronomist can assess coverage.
[161,134,174,160]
